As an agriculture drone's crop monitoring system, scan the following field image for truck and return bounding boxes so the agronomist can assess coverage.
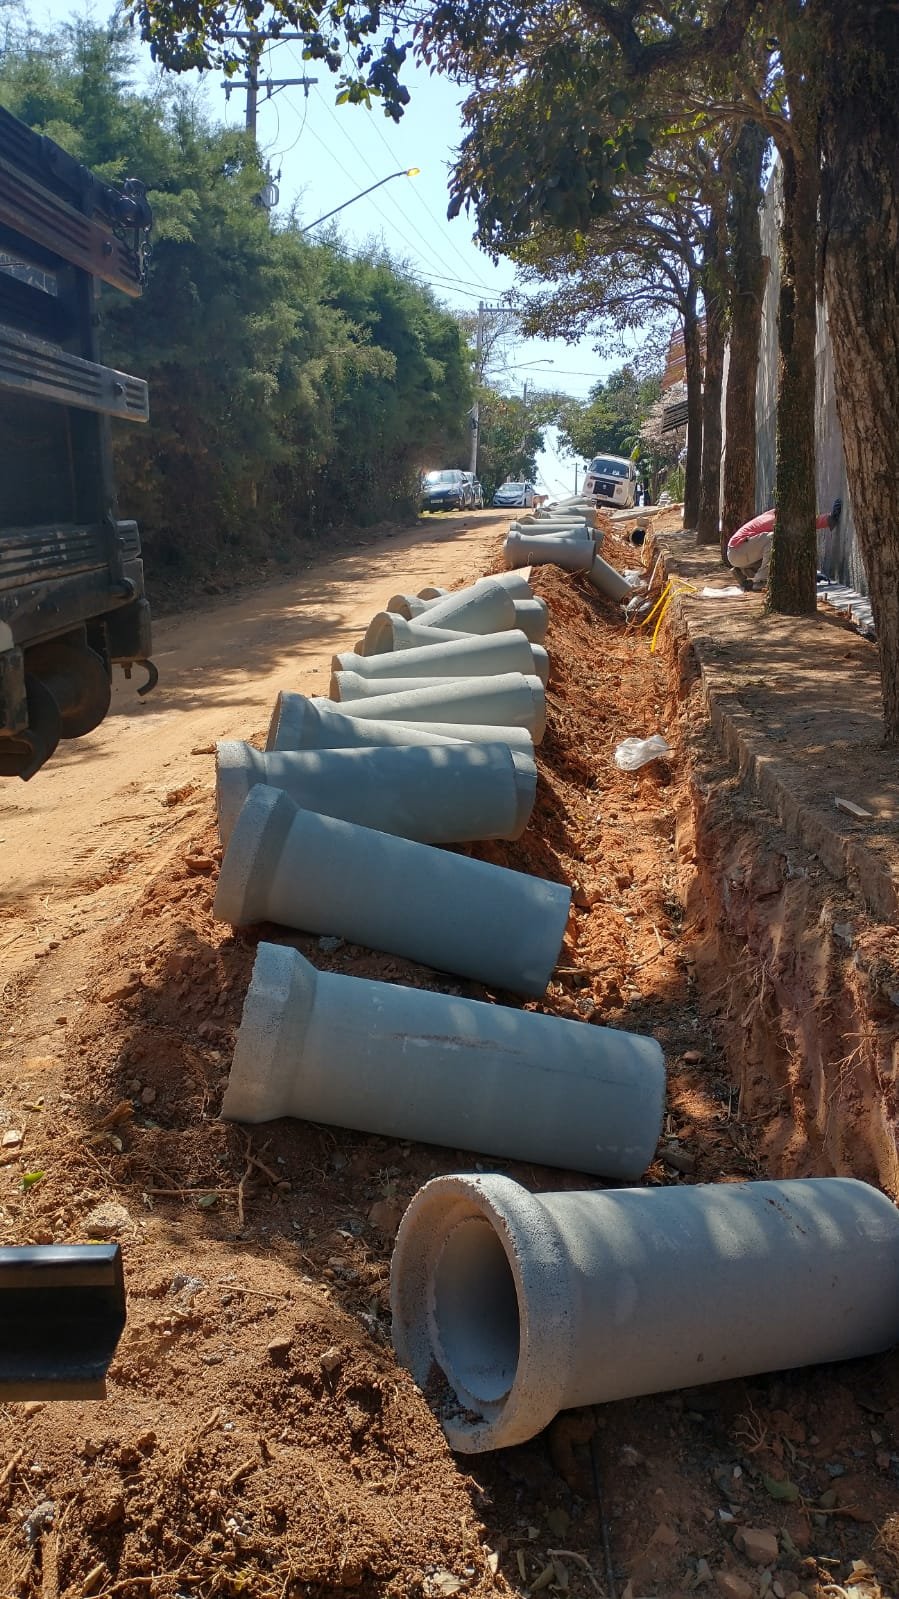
[0,107,155,779]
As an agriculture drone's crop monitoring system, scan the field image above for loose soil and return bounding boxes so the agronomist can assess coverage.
[2,513,898,1599]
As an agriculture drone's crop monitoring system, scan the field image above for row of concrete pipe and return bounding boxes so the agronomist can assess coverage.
[504,509,636,603]
[211,517,899,1453]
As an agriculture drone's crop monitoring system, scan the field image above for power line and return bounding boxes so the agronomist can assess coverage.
[269,82,311,163]
[312,90,459,284]
[296,129,484,301]
[361,104,496,291]
[301,123,449,276]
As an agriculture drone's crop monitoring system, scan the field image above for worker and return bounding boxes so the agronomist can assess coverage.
[726,499,842,589]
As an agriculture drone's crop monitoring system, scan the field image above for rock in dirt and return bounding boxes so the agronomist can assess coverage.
[714,1574,754,1599]
[734,1527,779,1567]
[367,1197,405,1236]
[267,1335,293,1364]
[320,1345,343,1376]
[140,1085,157,1106]
[101,977,141,1003]
[84,1201,131,1239]
[1,1128,23,1147]
[23,1500,56,1546]
[426,1571,463,1598]
[663,1145,697,1174]
[184,853,215,874]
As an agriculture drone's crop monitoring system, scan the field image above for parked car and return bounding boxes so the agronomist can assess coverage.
[460,472,483,509]
[493,480,537,508]
[420,469,468,512]
[583,454,639,509]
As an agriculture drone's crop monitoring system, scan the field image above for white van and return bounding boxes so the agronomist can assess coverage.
[584,454,638,508]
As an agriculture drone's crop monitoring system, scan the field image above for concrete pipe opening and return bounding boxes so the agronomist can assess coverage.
[432,1218,519,1407]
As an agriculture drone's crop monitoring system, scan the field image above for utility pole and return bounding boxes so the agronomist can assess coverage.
[221,31,318,147]
[470,300,485,476]
[469,300,506,476]
[574,462,579,495]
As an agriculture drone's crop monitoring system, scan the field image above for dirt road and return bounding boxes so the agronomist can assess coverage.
[0,512,499,1049]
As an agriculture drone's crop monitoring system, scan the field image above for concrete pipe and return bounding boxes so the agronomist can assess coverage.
[511,520,590,538]
[332,671,507,704]
[214,786,570,996]
[216,739,537,846]
[223,944,666,1181]
[390,1173,899,1454]
[513,599,548,645]
[386,593,431,619]
[331,631,548,687]
[588,550,635,603]
[267,692,534,754]
[413,578,518,636]
[417,586,448,600]
[267,693,466,752]
[475,572,534,600]
[317,674,546,741]
[363,613,471,655]
[505,531,594,573]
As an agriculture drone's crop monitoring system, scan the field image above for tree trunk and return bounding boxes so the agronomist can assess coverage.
[819,3,899,742]
[697,215,725,544]
[682,293,703,529]
[766,127,819,616]
[721,121,766,561]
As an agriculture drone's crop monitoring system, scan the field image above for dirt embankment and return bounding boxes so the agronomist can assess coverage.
[2,522,899,1599]
[659,546,899,1199]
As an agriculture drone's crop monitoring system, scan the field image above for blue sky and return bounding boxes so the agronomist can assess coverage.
[29,1,643,495]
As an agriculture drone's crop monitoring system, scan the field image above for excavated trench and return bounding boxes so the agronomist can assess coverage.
[2,515,899,1598]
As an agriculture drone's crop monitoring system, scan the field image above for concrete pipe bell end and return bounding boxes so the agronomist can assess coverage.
[213,782,293,926]
[511,750,538,835]
[390,1173,572,1453]
[266,691,308,752]
[216,740,256,845]
[221,941,314,1123]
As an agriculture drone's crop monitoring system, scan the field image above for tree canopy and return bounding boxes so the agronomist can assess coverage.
[0,16,473,587]
[557,367,661,465]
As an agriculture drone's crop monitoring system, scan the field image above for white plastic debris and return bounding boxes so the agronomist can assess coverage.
[613,735,672,771]
[699,585,745,598]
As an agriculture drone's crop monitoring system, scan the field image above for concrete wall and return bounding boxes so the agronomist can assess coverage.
[732,163,867,591]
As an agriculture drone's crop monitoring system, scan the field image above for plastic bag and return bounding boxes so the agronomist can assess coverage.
[613,735,672,771]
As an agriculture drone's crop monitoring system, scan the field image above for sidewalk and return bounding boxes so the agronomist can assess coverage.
[656,533,898,924]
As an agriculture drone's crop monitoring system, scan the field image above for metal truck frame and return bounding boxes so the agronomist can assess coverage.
[0,108,155,779]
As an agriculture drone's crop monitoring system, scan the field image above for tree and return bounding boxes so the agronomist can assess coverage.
[475,387,558,499]
[495,147,712,530]
[721,119,767,544]
[33,0,899,735]
[423,0,894,681]
[0,18,473,578]
[817,1,899,742]
[557,366,661,464]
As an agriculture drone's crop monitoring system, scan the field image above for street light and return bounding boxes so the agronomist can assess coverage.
[301,168,420,233]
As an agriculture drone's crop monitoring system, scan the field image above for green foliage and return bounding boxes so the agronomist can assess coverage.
[0,19,472,583]
[476,387,559,499]
[558,366,661,463]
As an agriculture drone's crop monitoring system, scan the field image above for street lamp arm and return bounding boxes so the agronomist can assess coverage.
[301,169,419,233]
